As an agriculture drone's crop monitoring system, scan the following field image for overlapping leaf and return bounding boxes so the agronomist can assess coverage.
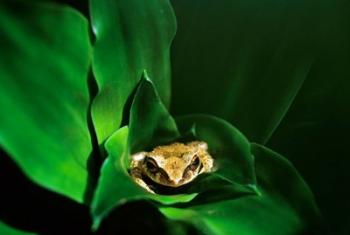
[90,0,177,143]
[91,77,198,227]
[93,78,321,234]
[161,144,321,235]
[128,74,181,153]
[92,79,254,227]
[0,0,92,202]
[0,1,326,234]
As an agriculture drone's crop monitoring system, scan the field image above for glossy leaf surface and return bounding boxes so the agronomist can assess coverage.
[93,79,321,234]
[0,1,326,234]
[91,78,324,235]
[95,141,321,234]
[0,1,92,202]
[91,79,196,227]
[160,143,321,235]
[128,75,180,153]
[90,0,176,143]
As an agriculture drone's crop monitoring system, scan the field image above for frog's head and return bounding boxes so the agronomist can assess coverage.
[135,142,212,187]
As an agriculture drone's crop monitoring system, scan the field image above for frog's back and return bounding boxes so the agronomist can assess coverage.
[150,142,191,159]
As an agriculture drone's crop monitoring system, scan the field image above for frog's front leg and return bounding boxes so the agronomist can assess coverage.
[130,153,155,194]
[129,167,155,194]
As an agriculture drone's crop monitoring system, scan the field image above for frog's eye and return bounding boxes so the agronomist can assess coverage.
[145,157,158,173]
[189,155,201,171]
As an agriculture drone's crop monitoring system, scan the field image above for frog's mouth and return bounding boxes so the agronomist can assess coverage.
[141,174,192,195]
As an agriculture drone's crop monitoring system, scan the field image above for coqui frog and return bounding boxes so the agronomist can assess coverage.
[130,141,214,193]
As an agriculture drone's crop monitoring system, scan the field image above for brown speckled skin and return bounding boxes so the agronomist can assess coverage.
[130,141,213,193]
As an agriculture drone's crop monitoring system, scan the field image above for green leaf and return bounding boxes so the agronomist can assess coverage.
[160,144,321,235]
[90,0,177,143]
[92,78,259,229]
[129,74,180,153]
[170,0,316,144]
[0,1,92,202]
[0,221,36,235]
[91,126,196,229]
[176,114,256,187]
[91,79,195,228]
[92,78,320,234]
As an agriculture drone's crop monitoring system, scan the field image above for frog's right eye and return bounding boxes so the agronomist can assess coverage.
[189,155,200,171]
[145,157,159,173]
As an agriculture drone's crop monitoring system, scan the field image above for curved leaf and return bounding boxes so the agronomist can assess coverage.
[92,78,320,234]
[160,144,322,235]
[91,78,195,228]
[129,74,180,153]
[91,126,196,229]
[90,0,177,143]
[92,78,256,227]
[176,114,256,187]
[0,222,35,235]
[0,1,92,202]
[170,0,316,144]
[92,78,260,229]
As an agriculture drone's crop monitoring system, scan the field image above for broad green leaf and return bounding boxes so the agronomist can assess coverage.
[90,0,176,143]
[91,79,195,228]
[0,222,36,235]
[160,144,321,235]
[93,78,320,234]
[0,1,92,202]
[92,78,259,228]
[170,0,316,144]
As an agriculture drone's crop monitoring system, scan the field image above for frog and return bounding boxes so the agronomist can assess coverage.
[129,141,214,194]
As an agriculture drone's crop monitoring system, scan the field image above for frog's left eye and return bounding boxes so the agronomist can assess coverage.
[145,157,158,173]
